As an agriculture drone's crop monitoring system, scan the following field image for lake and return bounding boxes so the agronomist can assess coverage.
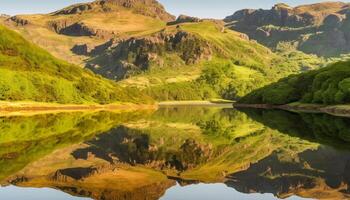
[1,105,350,200]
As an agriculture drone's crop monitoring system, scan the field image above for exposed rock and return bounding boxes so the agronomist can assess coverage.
[225,2,350,57]
[71,44,93,55]
[322,14,344,29]
[53,167,98,182]
[225,3,315,28]
[87,30,213,80]
[9,16,29,26]
[167,14,202,25]
[49,20,117,39]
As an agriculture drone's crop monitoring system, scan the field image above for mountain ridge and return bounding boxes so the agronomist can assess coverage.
[225,1,350,57]
[52,0,175,21]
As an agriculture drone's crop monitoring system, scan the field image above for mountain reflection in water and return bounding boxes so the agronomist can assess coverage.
[0,106,350,200]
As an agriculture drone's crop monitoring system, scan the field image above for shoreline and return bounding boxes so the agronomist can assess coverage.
[158,100,234,107]
[0,101,157,116]
[234,103,350,117]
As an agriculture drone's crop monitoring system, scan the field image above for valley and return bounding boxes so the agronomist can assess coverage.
[0,0,332,106]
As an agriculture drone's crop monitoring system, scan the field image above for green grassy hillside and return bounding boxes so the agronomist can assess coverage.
[2,0,326,103]
[240,60,350,105]
[0,25,152,104]
[117,21,323,101]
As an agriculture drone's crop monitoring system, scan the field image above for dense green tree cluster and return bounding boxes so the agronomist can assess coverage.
[240,61,350,105]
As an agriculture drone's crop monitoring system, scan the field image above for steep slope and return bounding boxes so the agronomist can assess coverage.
[0,25,152,104]
[1,0,174,65]
[225,2,350,57]
[239,60,350,105]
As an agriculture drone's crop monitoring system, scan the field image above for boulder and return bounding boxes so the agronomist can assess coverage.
[167,14,202,25]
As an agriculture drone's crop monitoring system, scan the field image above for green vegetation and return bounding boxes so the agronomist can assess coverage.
[117,106,317,182]
[6,106,348,189]
[240,60,350,105]
[0,110,151,181]
[240,108,350,147]
[0,25,152,104]
[120,21,320,101]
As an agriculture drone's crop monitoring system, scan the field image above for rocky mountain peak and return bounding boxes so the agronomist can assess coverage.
[52,0,175,22]
[225,1,350,57]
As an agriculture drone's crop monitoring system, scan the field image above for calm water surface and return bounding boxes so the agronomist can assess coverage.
[1,106,350,200]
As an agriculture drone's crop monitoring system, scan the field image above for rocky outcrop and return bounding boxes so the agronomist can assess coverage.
[8,16,29,26]
[71,39,116,56]
[225,2,350,57]
[87,30,213,80]
[224,3,316,28]
[167,14,202,25]
[48,20,117,39]
[52,0,175,22]
[52,165,118,182]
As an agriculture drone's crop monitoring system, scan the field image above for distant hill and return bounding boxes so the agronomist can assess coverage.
[0,25,152,104]
[225,2,350,57]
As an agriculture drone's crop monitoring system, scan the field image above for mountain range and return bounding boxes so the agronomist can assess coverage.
[0,0,350,106]
[225,2,350,57]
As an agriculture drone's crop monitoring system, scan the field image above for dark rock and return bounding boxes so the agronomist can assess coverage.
[323,14,344,29]
[225,2,350,57]
[71,44,91,55]
[167,14,202,25]
[49,20,117,39]
[9,16,29,26]
[87,30,213,80]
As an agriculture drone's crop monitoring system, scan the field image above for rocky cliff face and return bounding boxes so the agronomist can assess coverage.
[225,2,350,57]
[87,30,213,80]
[49,20,117,39]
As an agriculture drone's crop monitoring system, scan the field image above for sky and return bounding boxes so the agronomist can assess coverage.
[1,0,350,19]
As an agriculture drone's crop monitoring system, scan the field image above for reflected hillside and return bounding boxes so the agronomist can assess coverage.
[227,146,350,199]
[0,110,153,182]
[0,106,324,200]
[227,108,350,199]
[239,109,350,148]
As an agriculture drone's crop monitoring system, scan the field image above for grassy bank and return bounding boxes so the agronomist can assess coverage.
[0,101,157,116]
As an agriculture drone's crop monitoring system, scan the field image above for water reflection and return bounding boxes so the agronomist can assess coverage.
[0,106,350,200]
